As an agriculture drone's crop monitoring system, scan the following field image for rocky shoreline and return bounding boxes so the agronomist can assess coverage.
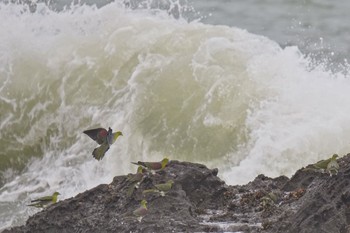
[4,154,350,233]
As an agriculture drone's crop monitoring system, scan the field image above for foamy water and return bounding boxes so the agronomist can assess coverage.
[1,1,350,230]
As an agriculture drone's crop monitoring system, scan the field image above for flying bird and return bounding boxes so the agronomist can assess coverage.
[83,127,123,160]
[27,191,60,208]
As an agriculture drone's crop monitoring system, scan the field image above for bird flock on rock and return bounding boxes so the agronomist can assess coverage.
[128,157,172,221]
[26,126,342,222]
[27,126,174,222]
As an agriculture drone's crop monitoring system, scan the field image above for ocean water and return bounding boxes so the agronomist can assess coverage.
[1,0,350,230]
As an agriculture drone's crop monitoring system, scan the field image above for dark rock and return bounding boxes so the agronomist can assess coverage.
[270,153,350,233]
[4,154,350,233]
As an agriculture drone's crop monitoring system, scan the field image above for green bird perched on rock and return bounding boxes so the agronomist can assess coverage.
[83,127,123,160]
[143,180,174,196]
[313,154,339,176]
[327,155,340,176]
[260,192,278,210]
[133,199,148,222]
[127,166,147,184]
[126,166,147,197]
[131,158,169,173]
[27,192,60,208]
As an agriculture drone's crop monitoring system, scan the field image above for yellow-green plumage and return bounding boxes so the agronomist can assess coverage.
[143,180,174,196]
[133,200,148,222]
[127,166,146,182]
[84,127,123,160]
[136,165,147,174]
[92,143,110,161]
[154,180,174,192]
[327,158,339,176]
[314,154,338,169]
[313,154,339,176]
[109,131,123,144]
[27,192,60,208]
[131,158,169,171]
[126,166,147,197]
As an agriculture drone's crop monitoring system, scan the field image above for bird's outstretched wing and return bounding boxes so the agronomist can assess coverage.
[83,128,108,145]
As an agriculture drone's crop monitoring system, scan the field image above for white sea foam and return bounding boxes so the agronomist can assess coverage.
[222,46,350,184]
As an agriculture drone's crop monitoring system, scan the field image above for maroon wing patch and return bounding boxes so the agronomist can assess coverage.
[83,128,107,145]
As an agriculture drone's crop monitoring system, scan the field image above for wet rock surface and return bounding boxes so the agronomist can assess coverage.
[4,155,350,233]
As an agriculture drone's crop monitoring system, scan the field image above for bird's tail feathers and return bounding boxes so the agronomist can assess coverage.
[131,161,144,166]
[92,144,110,160]
[27,203,44,208]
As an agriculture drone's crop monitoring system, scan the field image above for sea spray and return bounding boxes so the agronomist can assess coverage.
[222,46,350,184]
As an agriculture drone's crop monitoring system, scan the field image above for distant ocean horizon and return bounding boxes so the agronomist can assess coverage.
[1,0,350,230]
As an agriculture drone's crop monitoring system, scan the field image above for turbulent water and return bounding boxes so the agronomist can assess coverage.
[1,0,350,230]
